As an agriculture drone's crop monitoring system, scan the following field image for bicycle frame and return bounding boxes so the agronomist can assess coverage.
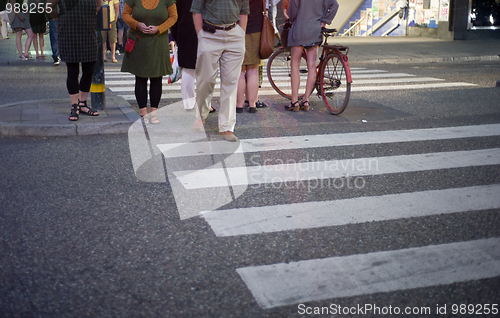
[297,32,353,94]
[317,31,353,85]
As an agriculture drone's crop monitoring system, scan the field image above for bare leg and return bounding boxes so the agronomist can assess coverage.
[111,42,116,61]
[33,35,39,57]
[245,64,259,107]
[102,43,107,61]
[39,33,45,57]
[303,46,319,102]
[23,28,34,58]
[290,46,303,104]
[15,29,23,56]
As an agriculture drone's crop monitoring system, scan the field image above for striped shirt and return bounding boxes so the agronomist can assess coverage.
[191,0,250,25]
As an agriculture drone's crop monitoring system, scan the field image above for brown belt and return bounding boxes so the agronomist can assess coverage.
[203,21,237,31]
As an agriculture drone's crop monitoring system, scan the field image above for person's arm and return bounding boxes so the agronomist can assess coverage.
[321,0,338,25]
[113,0,119,21]
[287,0,297,22]
[238,14,247,32]
[96,0,101,14]
[192,12,202,34]
[152,3,177,34]
[45,0,60,19]
[122,2,147,33]
[282,0,289,19]
[11,0,24,21]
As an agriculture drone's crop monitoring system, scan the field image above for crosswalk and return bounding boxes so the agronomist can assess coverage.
[107,65,476,102]
[127,116,500,309]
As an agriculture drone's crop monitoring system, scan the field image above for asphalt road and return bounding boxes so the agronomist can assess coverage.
[1,61,499,317]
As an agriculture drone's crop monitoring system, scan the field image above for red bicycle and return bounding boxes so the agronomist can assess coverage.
[266,28,352,115]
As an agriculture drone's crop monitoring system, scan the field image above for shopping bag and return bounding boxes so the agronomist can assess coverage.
[167,48,181,84]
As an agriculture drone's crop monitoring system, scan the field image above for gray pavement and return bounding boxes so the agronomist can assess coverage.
[0,34,499,137]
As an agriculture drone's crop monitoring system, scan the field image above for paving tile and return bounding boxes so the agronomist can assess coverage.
[21,104,39,110]
[0,115,22,122]
[0,107,22,116]
[21,114,39,121]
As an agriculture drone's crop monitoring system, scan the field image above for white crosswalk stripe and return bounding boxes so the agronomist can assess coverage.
[106,66,476,101]
[237,237,500,309]
[150,122,500,309]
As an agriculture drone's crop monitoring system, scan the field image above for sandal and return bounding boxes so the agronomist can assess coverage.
[150,114,160,124]
[69,103,79,121]
[209,106,216,113]
[249,102,259,113]
[236,107,244,113]
[78,100,99,116]
[285,100,299,112]
[300,100,310,111]
[256,100,268,108]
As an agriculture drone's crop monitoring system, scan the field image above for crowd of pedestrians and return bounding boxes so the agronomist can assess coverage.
[1,0,339,141]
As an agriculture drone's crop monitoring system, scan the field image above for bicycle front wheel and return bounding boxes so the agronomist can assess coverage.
[320,53,351,115]
[267,48,307,100]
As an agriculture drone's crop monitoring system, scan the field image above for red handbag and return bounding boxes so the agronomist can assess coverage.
[125,34,139,53]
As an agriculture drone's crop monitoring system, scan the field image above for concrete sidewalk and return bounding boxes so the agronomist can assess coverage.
[1,34,499,137]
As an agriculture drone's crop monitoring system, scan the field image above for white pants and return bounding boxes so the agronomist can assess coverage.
[181,68,196,110]
[271,5,278,34]
[0,11,8,39]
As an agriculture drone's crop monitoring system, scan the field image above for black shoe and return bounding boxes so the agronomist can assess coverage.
[53,57,60,66]
[236,107,244,113]
[256,100,268,108]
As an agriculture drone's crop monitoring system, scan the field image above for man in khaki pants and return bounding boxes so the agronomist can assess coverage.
[190,0,249,141]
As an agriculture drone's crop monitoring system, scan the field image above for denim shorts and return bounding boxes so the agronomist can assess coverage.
[117,18,125,31]
[303,41,321,50]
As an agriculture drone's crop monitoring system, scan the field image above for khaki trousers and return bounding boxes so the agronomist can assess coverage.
[195,25,246,132]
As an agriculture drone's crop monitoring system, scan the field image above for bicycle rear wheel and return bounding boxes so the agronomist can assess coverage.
[320,53,351,115]
[267,48,307,100]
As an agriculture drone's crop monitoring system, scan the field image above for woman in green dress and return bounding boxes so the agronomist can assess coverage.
[121,0,177,124]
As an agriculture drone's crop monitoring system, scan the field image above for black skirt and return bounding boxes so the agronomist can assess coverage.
[29,12,47,34]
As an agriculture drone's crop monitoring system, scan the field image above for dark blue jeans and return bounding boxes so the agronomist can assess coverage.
[49,19,59,60]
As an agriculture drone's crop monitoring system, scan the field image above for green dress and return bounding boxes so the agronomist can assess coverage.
[121,0,174,78]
